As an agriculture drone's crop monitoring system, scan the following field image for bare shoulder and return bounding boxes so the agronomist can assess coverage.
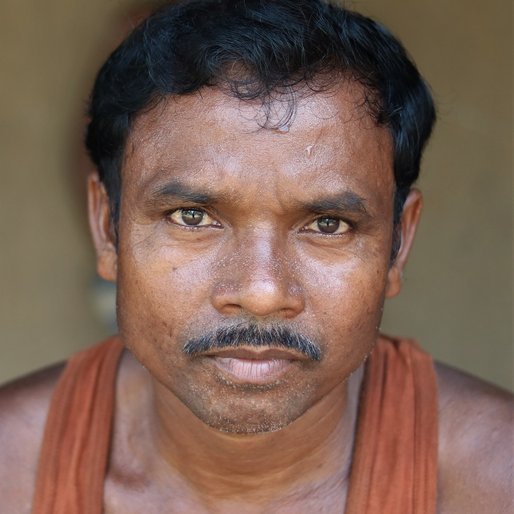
[0,363,65,514]
[435,362,513,514]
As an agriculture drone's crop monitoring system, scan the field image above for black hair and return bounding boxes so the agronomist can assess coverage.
[86,0,436,256]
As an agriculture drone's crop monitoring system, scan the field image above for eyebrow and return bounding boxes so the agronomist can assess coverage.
[146,180,370,217]
[147,180,219,205]
[303,191,370,217]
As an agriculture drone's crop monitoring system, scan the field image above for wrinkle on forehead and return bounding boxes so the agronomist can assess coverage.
[121,81,394,211]
[128,79,380,146]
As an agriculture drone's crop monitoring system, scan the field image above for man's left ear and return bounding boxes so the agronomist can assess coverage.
[385,188,423,298]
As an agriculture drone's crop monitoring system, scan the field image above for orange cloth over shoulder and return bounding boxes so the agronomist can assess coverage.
[32,335,438,514]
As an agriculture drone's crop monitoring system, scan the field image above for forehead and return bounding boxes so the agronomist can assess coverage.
[122,82,394,202]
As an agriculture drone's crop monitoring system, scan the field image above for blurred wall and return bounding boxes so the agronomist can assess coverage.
[0,0,512,389]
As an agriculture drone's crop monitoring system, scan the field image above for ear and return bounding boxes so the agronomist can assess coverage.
[385,188,423,298]
[87,173,117,282]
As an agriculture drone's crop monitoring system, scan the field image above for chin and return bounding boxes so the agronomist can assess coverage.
[205,416,292,435]
[181,383,314,435]
[198,407,302,434]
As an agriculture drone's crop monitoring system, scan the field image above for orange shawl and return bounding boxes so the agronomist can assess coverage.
[32,335,438,514]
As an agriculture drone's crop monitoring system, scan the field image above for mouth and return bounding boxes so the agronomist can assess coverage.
[203,347,302,384]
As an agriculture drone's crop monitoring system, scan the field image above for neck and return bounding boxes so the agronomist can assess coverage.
[117,352,364,509]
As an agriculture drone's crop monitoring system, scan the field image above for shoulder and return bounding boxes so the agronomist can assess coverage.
[435,362,513,513]
[0,362,65,513]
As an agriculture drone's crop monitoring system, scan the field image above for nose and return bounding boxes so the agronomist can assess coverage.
[210,230,305,319]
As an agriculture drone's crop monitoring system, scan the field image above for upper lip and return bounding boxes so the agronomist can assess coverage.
[203,347,307,361]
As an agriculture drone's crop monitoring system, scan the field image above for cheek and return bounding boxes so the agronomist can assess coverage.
[303,244,389,319]
[115,230,219,350]
[302,253,389,370]
[115,240,223,392]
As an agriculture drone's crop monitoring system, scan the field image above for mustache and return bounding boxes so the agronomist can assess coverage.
[182,323,322,361]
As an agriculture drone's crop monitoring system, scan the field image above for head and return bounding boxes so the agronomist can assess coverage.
[87,0,435,433]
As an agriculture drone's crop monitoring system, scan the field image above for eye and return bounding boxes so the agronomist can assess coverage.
[167,208,219,227]
[304,216,351,235]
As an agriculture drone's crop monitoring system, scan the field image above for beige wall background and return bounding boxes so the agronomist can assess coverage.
[0,0,512,389]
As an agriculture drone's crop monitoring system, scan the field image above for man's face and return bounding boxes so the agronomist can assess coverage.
[95,83,405,433]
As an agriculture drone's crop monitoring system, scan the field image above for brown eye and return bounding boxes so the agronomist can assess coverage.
[181,209,204,225]
[317,217,339,233]
[304,217,351,235]
[167,208,218,227]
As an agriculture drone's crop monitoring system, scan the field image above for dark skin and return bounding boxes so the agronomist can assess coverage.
[0,84,512,513]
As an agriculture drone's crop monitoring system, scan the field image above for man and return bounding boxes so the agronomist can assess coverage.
[0,0,512,513]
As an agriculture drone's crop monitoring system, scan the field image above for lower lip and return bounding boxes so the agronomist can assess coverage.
[211,357,293,383]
